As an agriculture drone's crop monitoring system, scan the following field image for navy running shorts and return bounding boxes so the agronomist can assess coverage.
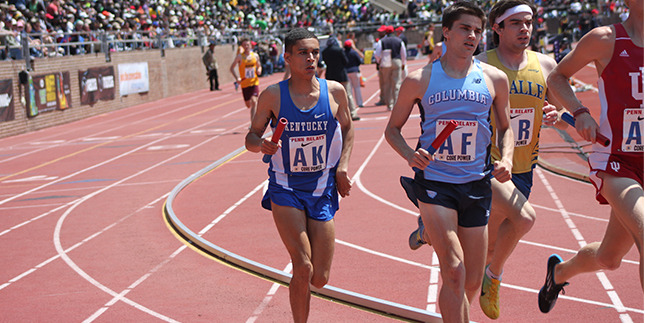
[261,182,338,222]
[413,172,492,227]
[510,169,534,199]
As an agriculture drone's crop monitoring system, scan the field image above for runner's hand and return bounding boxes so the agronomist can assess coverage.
[542,101,558,126]
[492,157,512,183]
[407,149,433,170]
[260,138,280,156]
[574,112,600,143]
[336,171,352,197]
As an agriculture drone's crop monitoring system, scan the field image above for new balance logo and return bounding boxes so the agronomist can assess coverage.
[610,161,620,172]
[620,50,629,57]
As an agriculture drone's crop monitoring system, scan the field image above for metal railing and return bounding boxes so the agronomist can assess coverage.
[1,17,441,69]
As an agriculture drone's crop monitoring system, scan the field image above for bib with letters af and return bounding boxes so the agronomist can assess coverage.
[418,59,493,184]
[268,78,343,195]
[487,49,546,173]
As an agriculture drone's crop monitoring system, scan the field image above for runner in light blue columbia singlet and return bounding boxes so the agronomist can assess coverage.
[417,59,494,183]
[261,78,343,218]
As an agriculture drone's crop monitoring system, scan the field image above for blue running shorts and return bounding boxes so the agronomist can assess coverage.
[413,172,492,227]
[261,183,338,222]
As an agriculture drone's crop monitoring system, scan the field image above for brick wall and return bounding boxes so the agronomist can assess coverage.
[0,43,238,139]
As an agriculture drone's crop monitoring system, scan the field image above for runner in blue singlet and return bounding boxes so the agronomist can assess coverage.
[385,2,514,321]
[245,28,355,322]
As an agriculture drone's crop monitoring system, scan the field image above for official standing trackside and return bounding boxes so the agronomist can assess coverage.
[374,25,406,111]
[202,42,221,91]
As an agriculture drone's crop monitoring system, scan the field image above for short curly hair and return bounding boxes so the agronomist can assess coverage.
[284,28,318,54]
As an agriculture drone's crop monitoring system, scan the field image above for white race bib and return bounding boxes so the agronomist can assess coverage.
[434,119,478,162]
[289,134,327,172]
[622,108,643,152]
[244,67,255,79]
[509,107,535,147]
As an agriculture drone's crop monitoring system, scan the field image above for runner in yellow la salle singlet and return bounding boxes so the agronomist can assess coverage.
[487,49,547,173]
[238,52,260,88]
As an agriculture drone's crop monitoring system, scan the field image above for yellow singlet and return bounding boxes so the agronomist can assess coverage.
[238,52,260,88]
[487,49,547,174]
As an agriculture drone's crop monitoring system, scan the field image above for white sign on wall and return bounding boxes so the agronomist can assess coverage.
[118,62,149,96]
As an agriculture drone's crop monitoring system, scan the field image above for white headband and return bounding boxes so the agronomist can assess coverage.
[495,4,533,25]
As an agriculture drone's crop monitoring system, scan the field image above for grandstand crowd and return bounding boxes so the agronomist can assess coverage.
[0,0,630,59]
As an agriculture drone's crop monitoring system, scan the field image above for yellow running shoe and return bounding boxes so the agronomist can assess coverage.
[479,267,501,319]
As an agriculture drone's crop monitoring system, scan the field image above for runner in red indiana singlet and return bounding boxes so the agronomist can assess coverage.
[537,0,643,313]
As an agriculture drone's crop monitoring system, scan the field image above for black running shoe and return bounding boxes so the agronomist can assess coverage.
[538,254,569,313]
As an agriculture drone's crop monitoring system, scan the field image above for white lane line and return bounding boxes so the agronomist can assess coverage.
[517,239,638,265]
[336,239,434,270]
[348,132,639,316]
[246,263,293,323]
[352,135,417,216]
[427,252,440,312]
[0,194,166,292]
[0,91,216,164]
[536,168,633,322]
[0,105,244,206]
[350,133,441,313]
[55,122,250,322]
[1,116,246,318]
[532,203,609,222]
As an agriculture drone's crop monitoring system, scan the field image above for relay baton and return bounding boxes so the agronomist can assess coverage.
[262,117,288,163]
[428,120,459,154]
[561,112,610,147]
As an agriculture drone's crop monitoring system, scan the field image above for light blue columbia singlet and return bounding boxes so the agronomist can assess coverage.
[417,59,494,184]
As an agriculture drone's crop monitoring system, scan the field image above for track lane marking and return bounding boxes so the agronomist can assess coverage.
[54,122,250,322]
[0,91,219,164]
[536,167,634,322]
[0,101,244,205]
[0,95,242,183]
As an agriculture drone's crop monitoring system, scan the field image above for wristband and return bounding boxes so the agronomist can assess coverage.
[572,106,590,119]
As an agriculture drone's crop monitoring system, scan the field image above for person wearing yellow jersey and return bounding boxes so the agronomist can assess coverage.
[474,1,568,318]
[230,38,262,123]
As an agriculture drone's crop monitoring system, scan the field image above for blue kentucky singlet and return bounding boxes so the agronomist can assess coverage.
[417,59,493,184]
[268,78,343,196]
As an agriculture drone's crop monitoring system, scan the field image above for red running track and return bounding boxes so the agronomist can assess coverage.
[0,60,642,322]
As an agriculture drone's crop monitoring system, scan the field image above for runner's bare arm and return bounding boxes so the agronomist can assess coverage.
[487,65,513,182]
[230,55,241,83]
[245,85,279,154]
[537,53,569,130]
[547,26,614,142]
[329,80,354,197]
[255,53,263,77]
[385,67,433,169]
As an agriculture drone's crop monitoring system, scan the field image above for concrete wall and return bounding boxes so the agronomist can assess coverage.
[0,43,238,139]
